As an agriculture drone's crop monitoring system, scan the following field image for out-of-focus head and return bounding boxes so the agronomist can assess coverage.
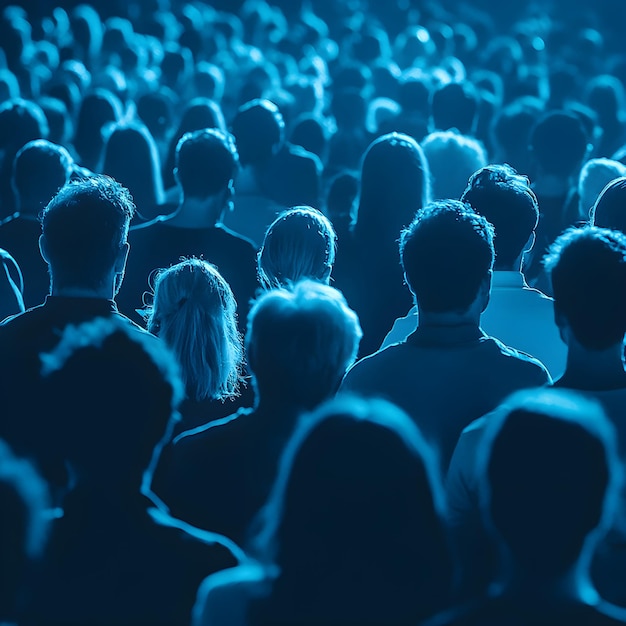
[258,206,336,289]
[354,132,430,239]
[40,175,134,292]
[146,259,242,402]
[420,130,487,201]
[431,80,479,135]
[12,139,74,215]
[400,198,494,313]
[529,110,590,179]
[230,98,285,167]
[40,316,183,483]
[544,226,626,350]
[245,280,361,408]
[174,127,238,200]
[101,121,164,210]
[479,387,620,576]
[0,98,48,153]
[253,394,452,620]
[461,163,538,268]
[579,160,626,220]
[0,438,49,618]
[590,176,626,234]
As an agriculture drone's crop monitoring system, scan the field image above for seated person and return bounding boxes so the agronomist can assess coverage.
[151,280,362,547]
[22,317,241,626]
[193,395,454,626]
[428,388,626,626]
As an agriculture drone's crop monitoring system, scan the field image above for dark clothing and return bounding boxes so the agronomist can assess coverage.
[119,216,259,331]
[22,490,240,626]
[424,595,626,626]
[0,215,50,309]
[151,405,300,547]
[0,296,148,490]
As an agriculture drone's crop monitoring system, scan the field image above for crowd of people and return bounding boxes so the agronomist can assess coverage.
[1,0,626,624]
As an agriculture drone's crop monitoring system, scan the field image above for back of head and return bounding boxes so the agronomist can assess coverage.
[254,394,451,620]
[41,175,135,291]
[0,98,48,154]
[40,317,183,481]
[258,206,336,289]
[480,388,618,576]
[580,161,626,219]
[174,127,238,200]
[421,130,487,201]
[12,139,73,215]
[146,259,242,402]
[230,98,284,167]
[530,110,590,179]
[400,198,495,313]
[102,122,164,209]
[461,163,538,268]
[544,226,626,350]
[431,80,479,135]
[246,280,361,409]
[355,132,430,239]
[585,74,624,124]
[590,176,626,235]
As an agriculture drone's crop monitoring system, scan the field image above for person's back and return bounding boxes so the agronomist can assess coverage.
[0,175,141,492]
[151,280,362,546]
[341,200,549,470]
[383,164,567,378]
[119,128,258,332]
[22,318,240,626]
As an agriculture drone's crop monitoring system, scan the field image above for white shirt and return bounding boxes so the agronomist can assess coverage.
[381,271,567,379]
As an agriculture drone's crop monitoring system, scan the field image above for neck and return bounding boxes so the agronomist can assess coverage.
[417,307,481,329]
[51,285,115,300]
[557,339,626,391]
[167,195,223,228]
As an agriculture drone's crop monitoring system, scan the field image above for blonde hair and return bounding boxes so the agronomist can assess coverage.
[257,206,336,289]
[146,259,243,401]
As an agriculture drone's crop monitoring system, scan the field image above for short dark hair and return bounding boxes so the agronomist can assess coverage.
[461,164,539,268]
[400,199,494,313]
[175,128,238,199]
[431,81,478,135]
[480,388,618,575]
[41,175,135,290]
[544,226,626,350]
[530,110,589,178]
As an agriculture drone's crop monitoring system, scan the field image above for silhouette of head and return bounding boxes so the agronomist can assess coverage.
[146,259,242,402]
[246,280,361,409]
[40,175,134,292]
[400,198,494,313]
[257,206,336,289]
[354,132,430,241]
[253,394,452,621]
[40,317,183,484]
[12,139,74,215]
[174,128,238,201]
[544,225,626,350]
[479,388,620,576]
[590,176,626,235]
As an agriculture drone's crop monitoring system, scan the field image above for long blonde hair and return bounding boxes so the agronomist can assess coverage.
[146,259,243,401]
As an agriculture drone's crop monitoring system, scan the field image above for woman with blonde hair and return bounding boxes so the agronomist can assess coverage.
[145,258,249,433]
[257,206,336,289]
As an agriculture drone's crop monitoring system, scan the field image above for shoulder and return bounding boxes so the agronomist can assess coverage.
[340,345,406,389]
[214,223,257,251]
[483,335,551,382]
[192,562,274,626]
